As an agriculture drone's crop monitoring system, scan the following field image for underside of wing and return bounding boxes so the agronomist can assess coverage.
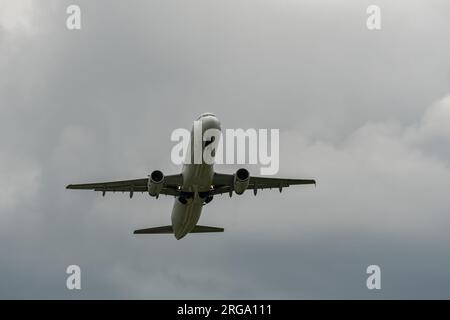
[66,174,183,196]
[211,172,316,195]
[249,176,316,188]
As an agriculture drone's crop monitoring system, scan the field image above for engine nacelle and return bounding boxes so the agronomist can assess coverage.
[234,168,250,195]
[148,170,164,197]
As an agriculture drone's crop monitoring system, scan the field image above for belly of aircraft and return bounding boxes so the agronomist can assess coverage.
[171,163,213,239]
[171,198,203,239]
[181,164,214,192]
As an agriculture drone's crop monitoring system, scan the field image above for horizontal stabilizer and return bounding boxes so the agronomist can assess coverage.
[134,225,224,234]
[190,225,224,233]
[134,225,173,234]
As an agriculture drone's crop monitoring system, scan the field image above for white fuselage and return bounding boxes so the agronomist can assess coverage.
[171,114,221,239]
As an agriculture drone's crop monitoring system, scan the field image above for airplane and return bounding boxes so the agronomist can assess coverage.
[66,113,316,239]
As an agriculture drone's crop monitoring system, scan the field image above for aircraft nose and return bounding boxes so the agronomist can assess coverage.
[197,112,216,119]
[200,115,221,131]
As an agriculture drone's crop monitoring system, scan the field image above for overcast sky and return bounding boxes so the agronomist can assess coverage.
[1,0,450,298]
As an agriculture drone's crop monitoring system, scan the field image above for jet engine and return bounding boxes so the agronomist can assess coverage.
[148,170,164,197]
[234,168,250,195]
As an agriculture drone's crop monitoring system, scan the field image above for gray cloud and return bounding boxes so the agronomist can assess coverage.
[1,0,450,298]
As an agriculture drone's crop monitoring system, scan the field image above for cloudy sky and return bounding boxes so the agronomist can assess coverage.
[1,0,450,298]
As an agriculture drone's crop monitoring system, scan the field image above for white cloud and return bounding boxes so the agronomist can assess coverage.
[418,95,450,140]
[274,95,450,238]
[0,0,37,35]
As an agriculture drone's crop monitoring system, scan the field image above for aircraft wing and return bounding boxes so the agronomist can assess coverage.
[210,173,315,195]
[66,174,183,197]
